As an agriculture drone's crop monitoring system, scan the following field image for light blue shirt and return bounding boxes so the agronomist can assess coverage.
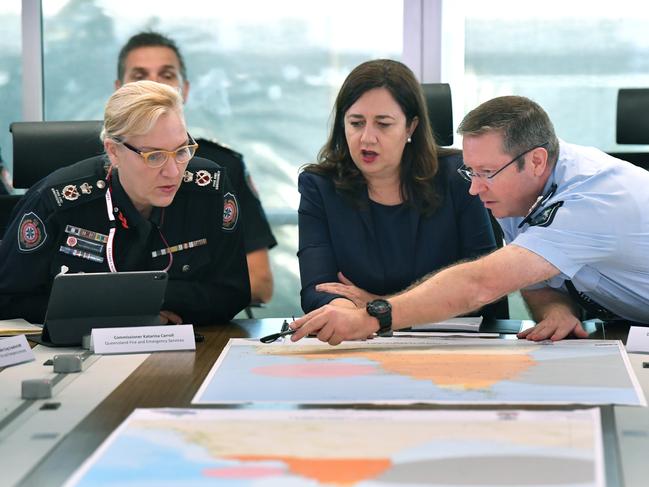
[499,140,649,322]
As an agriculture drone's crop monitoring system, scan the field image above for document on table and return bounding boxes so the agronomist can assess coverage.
[409,316,483,332]
[0,319,43,336]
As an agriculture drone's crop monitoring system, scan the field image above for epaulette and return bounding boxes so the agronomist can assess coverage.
[179,157,223,193]
[181,158,239,231]
[196,137,243,161]
[44,158,108,212]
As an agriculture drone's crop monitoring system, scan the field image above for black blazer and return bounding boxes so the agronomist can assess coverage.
[298,154,497,313]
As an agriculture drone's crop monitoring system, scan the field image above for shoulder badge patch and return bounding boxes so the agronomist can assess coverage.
[529,201,564,228]
[222,192,239,231]
[18,212,47,252]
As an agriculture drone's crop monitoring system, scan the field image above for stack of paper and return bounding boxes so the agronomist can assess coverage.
[410,317,483,332]
[0,319,43,336]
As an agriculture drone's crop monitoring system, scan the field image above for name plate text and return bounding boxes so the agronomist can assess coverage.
[0,335,35,368]
[92,325,196,354]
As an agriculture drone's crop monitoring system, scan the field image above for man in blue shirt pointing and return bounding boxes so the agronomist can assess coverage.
[291,95,649,344]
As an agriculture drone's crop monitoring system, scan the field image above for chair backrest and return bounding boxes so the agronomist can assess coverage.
[609,88,649,170]
[10,121,104,189]
[421,83,508,318]
[421,83,453,147]
[616,88,649,144]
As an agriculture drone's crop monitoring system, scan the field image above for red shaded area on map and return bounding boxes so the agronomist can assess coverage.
[202,466,284,478]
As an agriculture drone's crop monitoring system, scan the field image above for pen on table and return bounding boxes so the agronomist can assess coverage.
[259,328,296,344]
[260,318,296,343]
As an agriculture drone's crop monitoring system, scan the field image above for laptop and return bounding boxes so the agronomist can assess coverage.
[32,270,168,347]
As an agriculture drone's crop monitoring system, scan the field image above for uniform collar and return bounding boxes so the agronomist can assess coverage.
[111,170,163,228]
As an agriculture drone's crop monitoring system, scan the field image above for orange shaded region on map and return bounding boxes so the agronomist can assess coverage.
[294,351,536,389]
[223,455,391,484]
[251,362,377,378]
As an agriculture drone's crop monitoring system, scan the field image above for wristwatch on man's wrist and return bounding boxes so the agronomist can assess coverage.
[366,299,393,337]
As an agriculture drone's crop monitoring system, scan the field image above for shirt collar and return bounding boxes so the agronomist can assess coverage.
[111,170,163,228]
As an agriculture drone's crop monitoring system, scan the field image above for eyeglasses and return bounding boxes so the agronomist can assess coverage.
[120,133,199,168]
[457,142,549,183]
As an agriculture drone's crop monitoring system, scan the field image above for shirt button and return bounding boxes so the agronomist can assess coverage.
[182,264,190,273]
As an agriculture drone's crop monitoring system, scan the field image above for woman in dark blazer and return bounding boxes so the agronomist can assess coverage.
[298,59,499,316]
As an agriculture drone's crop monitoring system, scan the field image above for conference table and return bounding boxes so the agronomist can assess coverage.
[2,318,648,486]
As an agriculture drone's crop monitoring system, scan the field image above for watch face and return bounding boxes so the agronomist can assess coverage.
[369,299,391,315]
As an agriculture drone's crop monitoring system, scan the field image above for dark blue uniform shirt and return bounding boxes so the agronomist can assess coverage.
[0,155,250,324]
[196,139,277,253]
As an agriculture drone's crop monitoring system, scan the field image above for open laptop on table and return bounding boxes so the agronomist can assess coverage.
[31,270,168,347]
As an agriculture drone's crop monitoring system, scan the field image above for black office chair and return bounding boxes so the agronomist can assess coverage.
[421,83,454,147]
[0,121,104,240]
[10,120,104,189]
[608,88,649,169]
[422,82,505,244]
[422,83,508,319]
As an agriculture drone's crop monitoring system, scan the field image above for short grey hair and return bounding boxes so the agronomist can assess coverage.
[458,95,559,167]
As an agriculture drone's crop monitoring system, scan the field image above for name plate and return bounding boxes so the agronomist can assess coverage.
[0,335,36,368]
[92,325,196,355]
[626,326,649,353]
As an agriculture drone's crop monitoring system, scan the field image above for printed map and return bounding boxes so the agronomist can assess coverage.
[65,408,605,487]
[193,337,645,405]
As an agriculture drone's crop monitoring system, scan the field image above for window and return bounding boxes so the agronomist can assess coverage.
[462,0,649,151]
[42,0,403,316]
[0,1,22,186]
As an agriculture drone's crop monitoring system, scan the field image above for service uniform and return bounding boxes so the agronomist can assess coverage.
[499,140,649,323]
[0,155,250,324]
[196,139,277,253]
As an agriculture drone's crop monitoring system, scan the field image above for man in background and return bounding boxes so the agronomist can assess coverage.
[116,31,277,304]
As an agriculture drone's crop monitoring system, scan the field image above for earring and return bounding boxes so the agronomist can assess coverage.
[407,136,412,143]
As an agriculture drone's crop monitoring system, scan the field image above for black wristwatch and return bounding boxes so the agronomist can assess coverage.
[366,299,392,337]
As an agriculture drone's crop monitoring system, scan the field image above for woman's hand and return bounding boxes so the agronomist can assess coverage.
[316,272,380,308]
[160,310,183,324]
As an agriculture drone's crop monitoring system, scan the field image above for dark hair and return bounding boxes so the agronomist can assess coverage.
[457,95,559,168]
[304,59,446,215]
[117,31,188,82]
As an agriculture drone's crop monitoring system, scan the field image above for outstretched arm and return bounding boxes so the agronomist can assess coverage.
[291,244,561,345]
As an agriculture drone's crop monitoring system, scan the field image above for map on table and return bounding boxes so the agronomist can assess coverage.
[192,337,646,405]
[64,408,605,487]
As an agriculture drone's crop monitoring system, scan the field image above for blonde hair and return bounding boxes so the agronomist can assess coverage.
[101,80,184,142]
